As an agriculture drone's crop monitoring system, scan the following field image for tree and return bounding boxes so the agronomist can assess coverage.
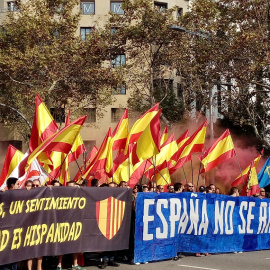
[171,0,270,147]
[0,0,121,137]
[105,0,186,125]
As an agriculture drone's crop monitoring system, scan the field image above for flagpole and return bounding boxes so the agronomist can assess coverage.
[71,150,84,177]
[55,153,69,182]
[154,166,169,185]
[197,162,202,189]
[191,159,194,184]
[182,167,188,184]
[152,157,157,184]
[235,153,244,183]
[128,155,131,186]
[140,160,148,185]
[40,166,57,182]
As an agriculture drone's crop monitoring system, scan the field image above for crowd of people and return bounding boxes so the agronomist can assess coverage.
[1,177,268,270]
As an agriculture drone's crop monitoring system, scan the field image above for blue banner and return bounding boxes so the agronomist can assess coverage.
[134,192,270,263]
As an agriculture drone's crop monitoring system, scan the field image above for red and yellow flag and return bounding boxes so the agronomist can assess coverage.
[232,153,261,187]
[29,94,58,153]
[124,103,159,154]
[199,129,236,173]
[73,145,98,182]
[26,116,87,170]
[112,109,129,152]
[135,110,161,161]
[169,121,207,173]
[246,160,260,196]
[65,110,86,163]
[83,128,112,179]
[0,145,24,187]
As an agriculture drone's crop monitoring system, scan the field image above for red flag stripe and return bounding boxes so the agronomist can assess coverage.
[200,149,236,173]
[106,197,111,239]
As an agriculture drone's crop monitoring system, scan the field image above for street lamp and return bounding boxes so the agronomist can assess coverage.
[170,25,211,39]
[170,25,214,139]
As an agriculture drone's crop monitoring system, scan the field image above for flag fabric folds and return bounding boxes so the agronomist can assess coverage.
[112,109,129,152]
[245,159,260,196]
[160,127,168,147]
[169,121,207,174]
[199,129,236,173]
[26,116,87,170]
[0,145,24,188]
[83,128,112,179]
[124,103,159,154]
[135,110,161,161]
[232,154,261,188]
[29,94,58,153]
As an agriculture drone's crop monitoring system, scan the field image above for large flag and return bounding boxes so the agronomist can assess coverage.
[124,103,159,154]
[232,153,262,187]
[169,121,207,174]
[135,110,161,161]
[29,94,58,153]
[199,129,236,173]
[0,145,24,188]
[26,116,87,170]
[112,109,129,152]
[258,157,270,188]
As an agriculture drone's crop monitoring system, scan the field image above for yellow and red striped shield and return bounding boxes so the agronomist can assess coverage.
[96,197,125,240]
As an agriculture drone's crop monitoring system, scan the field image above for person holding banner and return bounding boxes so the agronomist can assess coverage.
[27,179,43,270]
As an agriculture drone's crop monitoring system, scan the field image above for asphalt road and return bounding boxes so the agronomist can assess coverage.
[78,250,270,270]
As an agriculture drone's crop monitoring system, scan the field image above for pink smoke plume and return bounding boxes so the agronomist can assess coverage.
[168,115,266,194]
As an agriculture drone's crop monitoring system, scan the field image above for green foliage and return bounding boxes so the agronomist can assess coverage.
[172,0,270,147]
[0,0,121,137]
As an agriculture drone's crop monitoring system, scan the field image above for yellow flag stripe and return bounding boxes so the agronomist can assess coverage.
[201,135,234,166]
[180,127,207,158]
[38,103,55,134]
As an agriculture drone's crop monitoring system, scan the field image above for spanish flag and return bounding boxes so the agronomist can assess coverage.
[124,103,159,154]
[232,153,261,187]
[83,128,112,179]
[73,145,98,182]
[65,110,86,163]
[135,110,161,161]
[29,94,58,153]
[0,145,24,187]
[199,129,236,173]
[246,160,260,196]
[169,121,207,173]
[112,109,129,152]
[26,116,87,170]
